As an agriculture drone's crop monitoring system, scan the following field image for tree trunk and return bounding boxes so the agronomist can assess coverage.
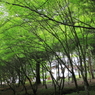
[81,72,90,95]
[36,63,41,84]
[84,77,90,95]
[88,56,94,79]
[78,69,81,78]
[72,71,80,94]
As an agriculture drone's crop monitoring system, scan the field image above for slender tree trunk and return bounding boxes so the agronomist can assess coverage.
[49,71,57,95]
[81,71,90,95]
[20,80,29,95]
[7,81,16,95]
[42,66,47,89]
[88,56,94,79]
[78,69,81,78]
[72,71,80,95]
[84,78,90,95]
[36,63,41,84]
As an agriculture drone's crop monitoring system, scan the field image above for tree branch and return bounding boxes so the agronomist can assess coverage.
[5,2,95,30]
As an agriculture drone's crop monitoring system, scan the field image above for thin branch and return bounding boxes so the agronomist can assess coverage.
[5,2,95,30]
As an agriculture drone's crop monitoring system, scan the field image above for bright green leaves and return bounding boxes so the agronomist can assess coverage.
[70,0,80,4]
[0,3,9,21]
[0,0,95,67]
[2,0,15,3]
[30,0,46,7]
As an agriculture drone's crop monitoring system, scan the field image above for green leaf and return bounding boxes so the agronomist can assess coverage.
[70,0,80,4]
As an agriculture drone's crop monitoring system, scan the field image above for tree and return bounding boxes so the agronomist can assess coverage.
[0,0,95,95]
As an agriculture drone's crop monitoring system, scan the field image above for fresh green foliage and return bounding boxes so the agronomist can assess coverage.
[0,0,95,95]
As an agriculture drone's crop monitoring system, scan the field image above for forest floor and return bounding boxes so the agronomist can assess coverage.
[0,79,95,95]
